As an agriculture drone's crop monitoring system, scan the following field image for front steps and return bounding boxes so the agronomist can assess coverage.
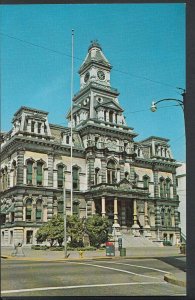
[120,233,161,248]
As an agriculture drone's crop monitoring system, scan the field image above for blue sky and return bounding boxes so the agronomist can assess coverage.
[1,4,185,161]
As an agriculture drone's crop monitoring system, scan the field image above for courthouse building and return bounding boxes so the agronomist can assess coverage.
[0,41,181,246]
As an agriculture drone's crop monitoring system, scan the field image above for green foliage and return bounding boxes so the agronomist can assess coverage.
[35,214,110,249]
[35,215,64,247]
[66,215,84,247]
[31,245,49,250]
[84,214,110,248]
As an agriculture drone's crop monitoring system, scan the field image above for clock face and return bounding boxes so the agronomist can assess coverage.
[84,72,90,83]
[97,70,105,80]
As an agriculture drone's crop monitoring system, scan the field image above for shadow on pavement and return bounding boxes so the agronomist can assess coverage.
[157,255,186,272]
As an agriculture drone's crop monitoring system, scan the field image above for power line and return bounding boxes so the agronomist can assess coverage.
[1,32,182,91]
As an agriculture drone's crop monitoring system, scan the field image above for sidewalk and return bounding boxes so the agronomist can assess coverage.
[1,246,186,287]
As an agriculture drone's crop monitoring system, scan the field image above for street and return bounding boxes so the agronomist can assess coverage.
[1,257,186,297]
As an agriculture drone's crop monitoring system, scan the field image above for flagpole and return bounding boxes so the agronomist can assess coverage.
[70,29,74,216]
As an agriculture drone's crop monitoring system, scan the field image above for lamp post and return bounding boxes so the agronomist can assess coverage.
[150,90,185,113]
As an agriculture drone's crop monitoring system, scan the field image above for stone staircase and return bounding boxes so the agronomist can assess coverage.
[120,233,161,248]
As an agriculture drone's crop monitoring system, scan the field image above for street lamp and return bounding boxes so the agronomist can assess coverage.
[150,90,185,113]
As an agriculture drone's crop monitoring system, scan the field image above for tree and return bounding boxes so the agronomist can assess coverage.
[84,214,110,248]
[36,215,64,246]
[66,215,84,247]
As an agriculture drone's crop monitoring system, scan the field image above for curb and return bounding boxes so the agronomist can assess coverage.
[164,273,186,287]
[1,254,185,262]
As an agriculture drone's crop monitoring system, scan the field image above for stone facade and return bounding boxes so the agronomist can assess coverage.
[0,41,181,246]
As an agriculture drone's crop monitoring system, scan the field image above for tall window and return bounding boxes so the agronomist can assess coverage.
[109,111,113,122]
[38,123,42,134]
[107,160,117,184]
[165,179,171,198]
[57,165,64,188]
[160,178,165,198]
[36,199,42,221]
[167,208,172,226]
[95,168,100,185]
[36,162,43,186]
[12,161,17,186]
[143,175,149,189]
[73,200,80,216]
[104,110,107,121]
[161,208,165,226]
[26,199,32,221]
[31,121,35,133]
[57,201,63,215]
[73,167,79,190]
[66,135,70,144]
[27,161,33,185]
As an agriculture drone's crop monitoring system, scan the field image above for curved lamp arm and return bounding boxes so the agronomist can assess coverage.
[150,98,184,112]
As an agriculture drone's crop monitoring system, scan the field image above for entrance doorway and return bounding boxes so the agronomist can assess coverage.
[26,230,33,244]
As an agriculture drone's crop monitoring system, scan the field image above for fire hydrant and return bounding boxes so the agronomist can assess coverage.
[79,250,84,258]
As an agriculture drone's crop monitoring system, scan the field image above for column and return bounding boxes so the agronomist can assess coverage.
[91,200,96,215]
[131,199,140,236]
[114,197,118,224]
[14,196,23,222]
[34,121,38,134]
[153,166,159,197]
[101,158,107,183]
[101,197,106,217]
[130,164,135,182]
[144,200,151,237]
[48,153,54,187]
[47,196,53,220]
[172,172,177,200]
[17,149,25,185]
[87,155,95,187]
[27,119,31,132]
[119,161,125,181]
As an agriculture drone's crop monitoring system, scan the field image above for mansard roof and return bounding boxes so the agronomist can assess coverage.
[14,106,49,117]
[140,136,170,143]
[79,41,112,74]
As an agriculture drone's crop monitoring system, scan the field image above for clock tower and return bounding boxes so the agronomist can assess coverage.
[79,40,112,89]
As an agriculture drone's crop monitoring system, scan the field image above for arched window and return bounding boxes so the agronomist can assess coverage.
[73,200,80,216]
[107,160,117,184]
[95,168,100,185]
[66,135,70,144]
[125,172,129,179]
[36,199,42,221]
[26,199,32,221]
[57,165,64,188]
[167,208,172,226]
[12,161,17,186]
[161,208,165,226]
[165,178,171,198]
[57,201,63,215]
[159,178,165,198]
[143,175,150,189]
[36,161,43,186]
[73,166,79,190]
[27,160,33,185]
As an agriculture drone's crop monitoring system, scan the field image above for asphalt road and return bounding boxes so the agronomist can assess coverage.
[1,257,186,297]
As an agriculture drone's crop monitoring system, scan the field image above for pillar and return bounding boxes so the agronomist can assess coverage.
[48,153,54,187]
[114,197,118,224]
[153,167,159,197]
[47,196,53,220]
[172,172,177,200]
[87,155,95,187]
[17,149,25,185]
[101,197,106,217]
[131,199,140,236]
[14,196,23,222]
[91,200,96,215]
[144,200,151,237]
[101,158,107,183]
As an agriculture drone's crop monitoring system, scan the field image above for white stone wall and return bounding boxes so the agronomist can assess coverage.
[176,162,186,236]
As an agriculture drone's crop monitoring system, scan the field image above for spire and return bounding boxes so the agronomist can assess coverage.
[88,40,102,51]
[79,40,111,74]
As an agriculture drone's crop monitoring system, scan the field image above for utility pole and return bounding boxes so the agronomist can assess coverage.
[70,29,74,215]
[63,171,67,258]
